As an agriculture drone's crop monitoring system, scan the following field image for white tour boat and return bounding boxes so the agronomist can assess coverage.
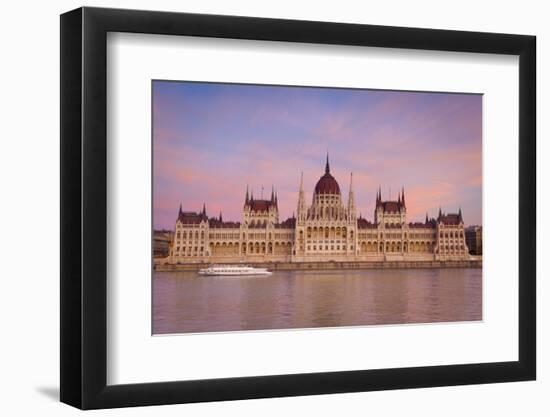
[198,265,272,276]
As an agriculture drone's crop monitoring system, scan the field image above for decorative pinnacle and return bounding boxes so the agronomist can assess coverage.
[325,152,330,174]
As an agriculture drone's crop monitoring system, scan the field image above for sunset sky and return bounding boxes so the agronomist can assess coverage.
[153,81,482,230]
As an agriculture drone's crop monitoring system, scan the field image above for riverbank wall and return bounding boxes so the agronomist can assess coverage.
[155,259,482,272]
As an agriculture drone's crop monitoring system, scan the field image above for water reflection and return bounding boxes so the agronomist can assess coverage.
[153,268,482,334]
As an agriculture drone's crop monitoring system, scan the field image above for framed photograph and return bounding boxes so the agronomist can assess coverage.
[60,7,536,409]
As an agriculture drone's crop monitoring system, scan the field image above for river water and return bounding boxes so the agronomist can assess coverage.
[153,268,482,335]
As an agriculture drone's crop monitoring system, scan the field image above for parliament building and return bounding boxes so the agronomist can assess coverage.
[164,156,470,264]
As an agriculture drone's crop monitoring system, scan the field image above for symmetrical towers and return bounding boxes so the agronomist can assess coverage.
[375,186,407,225]
[294,154,358,259]
[243,185,279,226]
[166,154,470,263]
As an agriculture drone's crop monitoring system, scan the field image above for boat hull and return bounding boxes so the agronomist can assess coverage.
[198,266,272,276]
[198,271,272,276]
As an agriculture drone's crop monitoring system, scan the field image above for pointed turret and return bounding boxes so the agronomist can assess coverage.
[325,152,330,174]
[438,206,442,220]
[245,185,249,206]
[297,172,306,222]
[271,185,275,202]
[458,207,463,223]
[202,203,206,216]
[178,203,182,216]
[425,212,429,224]
[348,172,356,221]
[401,187,406,207]
[219,211,223,222]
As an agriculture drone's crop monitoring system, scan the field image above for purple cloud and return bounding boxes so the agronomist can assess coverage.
[153,81,482,229]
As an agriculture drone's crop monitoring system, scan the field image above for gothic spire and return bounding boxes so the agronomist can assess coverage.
[219,211,222,222]
[425,212,429,224]
[401,186,406,207]
[438,206,442,219]
[245,185,249,205]
[348,172,356,219]
[325,152,330,174]
[271,185,275,202]
[202,203,206,216]
[178,203,183,217]
[297,172,306,221]
[458,207,463,222]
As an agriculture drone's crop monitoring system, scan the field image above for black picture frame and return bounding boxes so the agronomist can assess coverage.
[60,6,536,410]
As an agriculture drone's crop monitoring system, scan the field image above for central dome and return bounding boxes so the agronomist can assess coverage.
[314,154,341,195]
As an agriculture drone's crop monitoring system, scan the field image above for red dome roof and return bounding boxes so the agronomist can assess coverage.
[314,155,340,195]
[314,172,340,195]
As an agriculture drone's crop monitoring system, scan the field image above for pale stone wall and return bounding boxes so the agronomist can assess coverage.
[170,221,209,259]
[155,258,482,271]
[166,216,469,265]
[435,223,469,260]
[165,166,472,265]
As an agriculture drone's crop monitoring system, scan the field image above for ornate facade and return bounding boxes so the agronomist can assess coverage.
[165,156,470,264]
